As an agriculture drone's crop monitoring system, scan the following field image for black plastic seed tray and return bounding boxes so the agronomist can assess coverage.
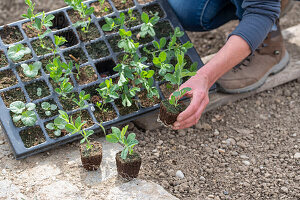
[0,0,216,159]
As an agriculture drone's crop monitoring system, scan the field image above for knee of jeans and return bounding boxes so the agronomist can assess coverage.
[167,0,202,31]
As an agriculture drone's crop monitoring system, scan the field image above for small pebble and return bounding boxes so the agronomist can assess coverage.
[242,160,251,166]
[0,140,4,145]
[223,191,229,195]
[2,169,7,175]
[218,149,225,153]
[280,186,288,193]
[214,129,220,136]
[199,176,206,181]
[294,152,300,159]
[240,155,249,159]
[176,170,185,179]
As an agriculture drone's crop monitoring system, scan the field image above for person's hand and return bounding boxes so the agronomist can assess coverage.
[172,73,210,130]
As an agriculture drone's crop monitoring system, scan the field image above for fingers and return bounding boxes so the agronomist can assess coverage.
[173,96,209,130]
[175,91,205,122]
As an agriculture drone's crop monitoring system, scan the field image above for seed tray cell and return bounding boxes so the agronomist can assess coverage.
[0,0,216,159]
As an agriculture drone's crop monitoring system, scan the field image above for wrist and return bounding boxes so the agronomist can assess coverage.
[195,67,213,89]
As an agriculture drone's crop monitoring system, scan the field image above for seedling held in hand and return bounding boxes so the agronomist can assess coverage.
[21,61,41,78]
[7,44,31,62]
[106,125,139,160]
[9,101,37,127]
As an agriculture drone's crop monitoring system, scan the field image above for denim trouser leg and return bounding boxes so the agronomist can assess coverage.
[167,0,244,32]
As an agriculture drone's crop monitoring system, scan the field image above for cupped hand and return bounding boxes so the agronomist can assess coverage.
[172,73,210,130]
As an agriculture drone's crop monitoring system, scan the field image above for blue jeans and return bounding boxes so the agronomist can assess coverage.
[167,0,245,31]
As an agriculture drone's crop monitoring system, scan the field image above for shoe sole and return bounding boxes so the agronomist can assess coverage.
[219,50,290,94]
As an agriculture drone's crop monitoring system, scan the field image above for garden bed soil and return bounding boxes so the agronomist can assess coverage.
[17,65,42,82]
[22,21,47,38]
[0,70,18,89]
[159,99,186,126]
[0,25,23,44]
[115,98,139,116]
[75,65,98,85]
[63,48,88,65]
[76,23,101,42]
[138,90,160,108]
[1,88,26,107]
[59,92,79,111]
[36,99,59,119]
[25,80,50,101]
[31,37,54,56]
[91,1,113,18]
[94,103,118,122]
[116,151,142,179]
[80,141,102,171]
[0,51,8,67]
[19,126,46,148]
[142,3,165,18]
[112,0,134,10]
[86,40,110,60]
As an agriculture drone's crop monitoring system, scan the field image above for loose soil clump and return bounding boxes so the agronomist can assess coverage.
[116,151,142,179]
[159,99,186,126]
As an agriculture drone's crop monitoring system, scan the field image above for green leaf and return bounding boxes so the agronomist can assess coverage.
[160,37,167,49]
[7,44,31,62]
[173,91,180,97]
[141,12,149,23]
[45,111,51,116]
[46,123,55,130]
[41,102,51,110]
[13,114,22,123]
[50,104,57,110]
[190,62,198,72]
[10,101,26,114]
[111,126,121,139]
[159,51,167,62]
[54,130,61,137]
[21,110,37,126]
[106,134,119,143]
[65,124,76,133]
[127,133,136,143]
[121,147,129,160]
[153,41,159,49]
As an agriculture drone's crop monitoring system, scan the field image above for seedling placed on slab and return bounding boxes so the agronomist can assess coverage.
[96,79,119,111]
[9,101,37,127]
[72,90,90,110]
[41,102,57,116]
[64,0,94,33]
[7,44,31,62]
[106,125,138,160]
[21,61,42,78]
[139,12,159,38]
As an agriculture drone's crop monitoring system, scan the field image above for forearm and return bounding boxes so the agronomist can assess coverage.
[197,35,251,88]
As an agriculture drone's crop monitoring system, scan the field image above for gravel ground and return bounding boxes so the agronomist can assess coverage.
[0,1,300,200]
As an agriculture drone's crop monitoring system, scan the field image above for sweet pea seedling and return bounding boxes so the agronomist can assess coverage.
[139,12,159,38]
[72,90,90,110]
[106,125,139,160]
[96,79,119,110]
[21,61,42,78]
[7,44,31,62]
[9,101,37,127]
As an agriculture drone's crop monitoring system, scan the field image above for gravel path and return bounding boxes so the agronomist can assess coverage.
[0,1,299,200]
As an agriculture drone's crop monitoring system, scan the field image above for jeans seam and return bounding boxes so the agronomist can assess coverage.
[200,0,211,31]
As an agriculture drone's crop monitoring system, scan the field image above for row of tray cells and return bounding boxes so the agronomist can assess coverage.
[0,3,165,46]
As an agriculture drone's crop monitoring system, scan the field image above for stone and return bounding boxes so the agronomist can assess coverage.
[0,140,4,145]
[294,152,300,159]
[218,149,225,154]
[242,161,251,166]
[240,155,249,159]
[196,123,212,131]
[176,170,185,179]
[178,130,185,136]
[280,186,288,193]
[199,176,206,181]
[234,128,254,135]
[225,138,236,146]
[37,180,80,199]
[106,179,179,200]
[214,129,220,136]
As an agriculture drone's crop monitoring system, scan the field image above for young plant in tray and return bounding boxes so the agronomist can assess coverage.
[138,12,159,38]
[21,61,42,78]
[97,0,109,14]
[102,9,136,32]
[96,79,119,111]
[159,52,197,126]
[10,101,37,127]
[106,125,141,179]
[72,90,90,111]
[41,102,57,117]
[22,0,41,27]
[64,0,94,33]
[7,44,31,62]
[113,29,160,107]
[58,110,104,170]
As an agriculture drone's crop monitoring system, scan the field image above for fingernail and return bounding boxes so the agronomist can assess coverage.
[174,122,180,127]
